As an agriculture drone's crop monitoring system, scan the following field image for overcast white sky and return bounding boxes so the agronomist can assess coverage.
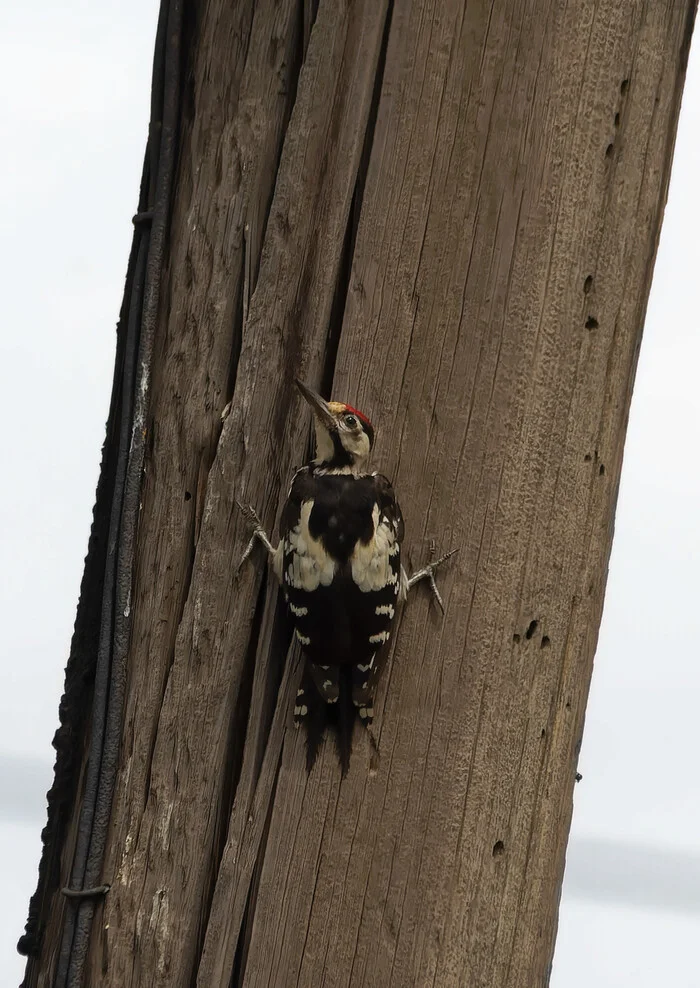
[1,4,698,987]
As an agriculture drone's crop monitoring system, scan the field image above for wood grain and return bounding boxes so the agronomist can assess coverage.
[27,0,695,986]
[84,0,389,985]
[239,2,694,986]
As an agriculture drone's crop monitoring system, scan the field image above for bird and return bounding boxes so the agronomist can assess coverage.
[237,378,456,773]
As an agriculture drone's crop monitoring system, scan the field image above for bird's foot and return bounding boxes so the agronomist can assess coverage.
[235,500,275,570]
[406,544,459,613]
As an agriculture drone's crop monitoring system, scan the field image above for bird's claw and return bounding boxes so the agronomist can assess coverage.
[235,500,272,571]
[407,546,459,613]
[235,499,263,528]
[429,545,460,568]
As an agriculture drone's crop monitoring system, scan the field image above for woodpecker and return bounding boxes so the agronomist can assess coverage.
[237,379,456,773]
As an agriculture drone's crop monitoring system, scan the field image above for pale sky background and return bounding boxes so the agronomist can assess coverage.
[1,4,698,987]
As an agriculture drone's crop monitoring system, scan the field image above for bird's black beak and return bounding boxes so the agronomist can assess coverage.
[295,378,336,430]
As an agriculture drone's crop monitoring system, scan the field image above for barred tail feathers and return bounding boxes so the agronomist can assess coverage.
[301,664,365,776]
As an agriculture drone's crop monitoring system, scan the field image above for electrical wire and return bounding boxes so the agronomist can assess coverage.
[18,1,182,984]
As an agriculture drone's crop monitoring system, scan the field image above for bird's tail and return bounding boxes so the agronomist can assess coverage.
[302,664,357,776]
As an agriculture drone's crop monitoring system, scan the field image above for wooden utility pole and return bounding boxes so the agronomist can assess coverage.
[22,1,695,986]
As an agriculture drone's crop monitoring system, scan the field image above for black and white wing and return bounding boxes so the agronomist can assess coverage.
[277,466,335,660]
[345,473,404,718]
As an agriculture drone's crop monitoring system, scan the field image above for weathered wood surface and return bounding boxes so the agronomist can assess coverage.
[28,0,694,986]
[86,0,389,985]
[239,2,695,985]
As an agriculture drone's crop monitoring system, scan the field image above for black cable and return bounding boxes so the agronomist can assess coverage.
[63,1,182,983]
[18,0,182,984]
[16,145,150,973]
[52,230,146,988]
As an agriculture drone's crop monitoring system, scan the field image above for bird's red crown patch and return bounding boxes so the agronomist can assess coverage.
[343,404,372,429]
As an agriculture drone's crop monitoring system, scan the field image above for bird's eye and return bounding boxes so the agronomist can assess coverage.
[344,413,358,428]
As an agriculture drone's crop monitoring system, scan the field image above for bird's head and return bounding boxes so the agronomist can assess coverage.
[295,379,374,473]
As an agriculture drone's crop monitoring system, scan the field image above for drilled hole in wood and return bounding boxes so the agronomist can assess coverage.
[184,491,192,501]
[584,453,592,462]
[621,78,629,94]
[605,143,614,158]
[541,636,551,649]
[541,728,546,739]
[493,840,505,857]
[614,112,620,127]
[513,633,521,644]
[525,620,538,640]
[583,275,593,293]
[599,464,605,476]
[585,316,599,330]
